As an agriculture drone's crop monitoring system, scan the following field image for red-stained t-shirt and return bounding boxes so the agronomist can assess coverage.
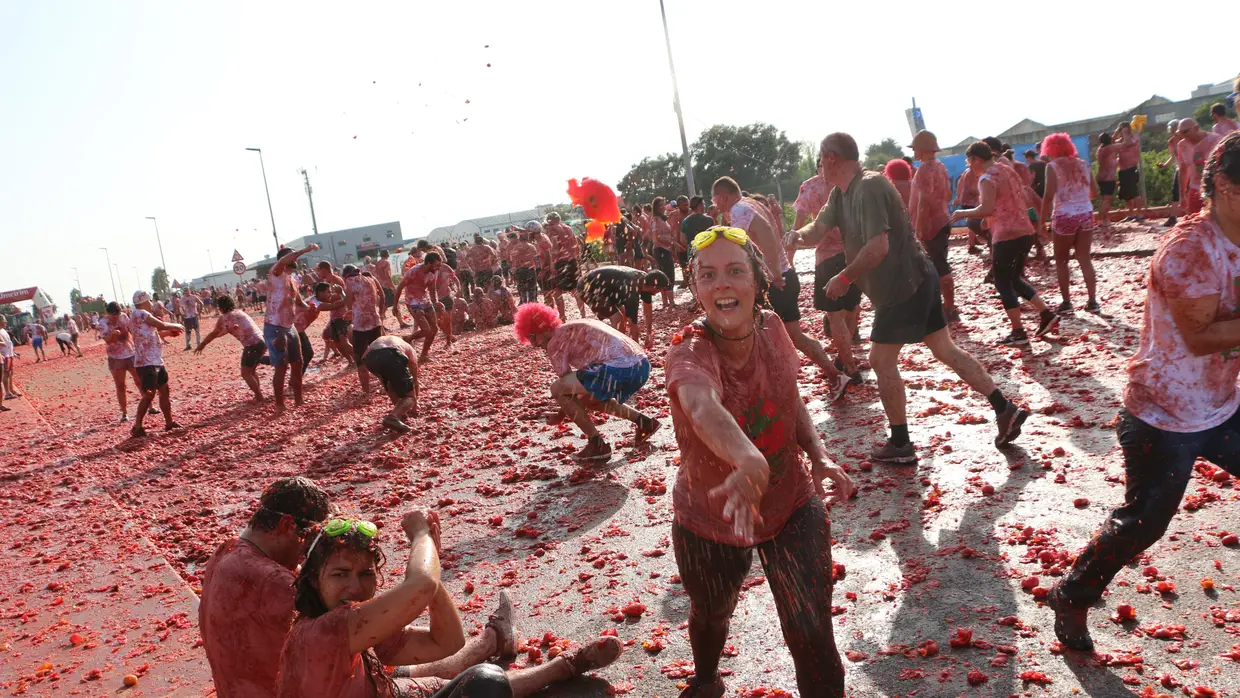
[199,539,295,698]
[1125,215,1240,433]
[956,168,979,207]
[545,319,646,377]
[793,174,844,263]
[98,314,135,360]
[276,604,417,698]
[266,271,298,328]
[1096,143,1120,181]
[346,275,382,332]
[910,158,951,236]
[218,310,265,348]
[373,259,395,290]
[664,312,815,547]
[979,161,1035,243]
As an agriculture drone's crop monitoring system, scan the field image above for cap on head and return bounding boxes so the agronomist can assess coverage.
[341,264,360,278]
[908,130,940,153]
[132,290,151,306]
[545,211,561,223]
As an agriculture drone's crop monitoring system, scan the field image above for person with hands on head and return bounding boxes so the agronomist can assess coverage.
[712,177,851,402]
[665,225,855,698]
[802,133,1029,464]
[265,243,319,413]
[129,289,185,437]
[341,264,386,394]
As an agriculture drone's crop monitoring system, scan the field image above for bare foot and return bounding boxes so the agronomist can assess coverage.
[273,402,286,416]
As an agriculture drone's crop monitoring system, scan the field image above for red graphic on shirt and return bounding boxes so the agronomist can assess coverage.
[738,397,787,477]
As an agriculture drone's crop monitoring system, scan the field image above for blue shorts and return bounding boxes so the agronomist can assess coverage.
[575,358,650,405]
[32,337,43,348]
[263,323,301,367]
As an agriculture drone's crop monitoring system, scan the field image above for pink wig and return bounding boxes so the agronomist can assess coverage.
[1040,132,1077,159]
[883,159,913,181]
[514,302,562,345]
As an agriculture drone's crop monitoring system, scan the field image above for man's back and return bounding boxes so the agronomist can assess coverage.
[199,539,295,698]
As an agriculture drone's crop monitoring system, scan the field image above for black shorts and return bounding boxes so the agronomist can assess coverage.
[351,327,383,366]
[1098,180,1116,197]
[1117,167,1140,201]
[328,318,351,341]
[183,317,199,331]
[459,269,475,287]
[1170,172,1180,202]
[766,269,801,322]
[966,218,984,235]
[653,247,675,286]
[923,224,952,277]
[476,269,495,288]
[240,342,266,369]
[136,365,169,392]
[554,259,578,291]
[870,261,946,345]
[298,331,313,366]
[500,260,510,277]
[382,287,396,308]
[676,250,688,267]
[363,347,415,398]
[441,296,454,312]
[813,254,861,313]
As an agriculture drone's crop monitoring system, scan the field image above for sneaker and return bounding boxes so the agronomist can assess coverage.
[999,330,1030,346]
[1046,584,1094,652]
[828,372,851,403]
[575,436,612,462]
[871,440,917,464]
[1084,300,1102,314]
[486,591,518,657]
[120,414,128,423]
[1163,216,1177,228]
[944,308,962,324]
[994,402,1028,448]
[635,417,662,444]
[967,245,981,255]
[184,346,192,351]
[382,415,413,433]
[1055,301,1074,315]
[833,358,863,386]
[5,393,18,399]
[1034,313,1060,339]
[150,406,161,416]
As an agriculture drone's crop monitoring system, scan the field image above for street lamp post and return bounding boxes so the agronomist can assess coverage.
[208,250,214,273]
[133,266,141,290]
[99,248,117,301]
[115,263,125,300]
[658,0,696,197]
[145,217,168,275]
[245,148,280,254]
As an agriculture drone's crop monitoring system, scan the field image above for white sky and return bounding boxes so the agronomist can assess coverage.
[0,0,1227,310]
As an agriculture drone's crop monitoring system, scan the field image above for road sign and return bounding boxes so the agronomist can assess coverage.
[231,249,244,262]
[232,261,246,275]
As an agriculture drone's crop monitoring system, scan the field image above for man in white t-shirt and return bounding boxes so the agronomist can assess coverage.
[1049,133,1240,652]
[0,316,17,400]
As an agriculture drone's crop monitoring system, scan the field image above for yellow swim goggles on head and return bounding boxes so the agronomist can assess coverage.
[691,226,749,252]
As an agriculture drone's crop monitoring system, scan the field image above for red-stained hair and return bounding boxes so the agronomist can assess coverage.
[1040,132,1077,159]
[514,303,562,345]
[883,159,913,181]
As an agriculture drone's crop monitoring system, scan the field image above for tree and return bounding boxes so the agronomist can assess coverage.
[863,138,906,170]
[792,141,818,183]
[617,153,687,208]
[151,267,170,297]
[691,123,800,193]
[69,288,82,314]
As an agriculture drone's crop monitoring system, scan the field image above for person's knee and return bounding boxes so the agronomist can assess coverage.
[454,663,512,698]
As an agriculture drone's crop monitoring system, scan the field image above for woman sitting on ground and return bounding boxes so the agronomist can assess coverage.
[278,509,621,698]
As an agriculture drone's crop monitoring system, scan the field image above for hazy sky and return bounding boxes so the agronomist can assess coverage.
[0,0,1228,310]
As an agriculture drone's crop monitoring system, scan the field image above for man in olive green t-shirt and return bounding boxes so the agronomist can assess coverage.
[795,132,1028,464]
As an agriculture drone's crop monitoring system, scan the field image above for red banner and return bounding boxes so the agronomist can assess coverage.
[0,287,38,304]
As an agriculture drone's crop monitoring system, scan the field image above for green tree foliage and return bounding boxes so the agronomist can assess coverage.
[151,267,170,297]
[0,303,19,316]
[792,141,818,183]
[1140,150,1175,207]
[863,138,906,170]
[617,153,686,209]
[69,288,82,313]
[691,123,799,193]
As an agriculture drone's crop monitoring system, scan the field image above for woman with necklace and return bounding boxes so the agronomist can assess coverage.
[664,226,856,698]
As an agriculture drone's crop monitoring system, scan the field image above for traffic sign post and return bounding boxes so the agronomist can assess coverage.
[231,249,244,263]
[232,261,246,276]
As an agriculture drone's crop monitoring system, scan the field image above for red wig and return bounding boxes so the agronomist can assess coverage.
[1040,132,1077,159]
[514,303,562,345]
[883,159,913,181]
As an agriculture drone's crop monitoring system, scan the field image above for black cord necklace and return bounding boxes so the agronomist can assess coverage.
[702,314,759,342]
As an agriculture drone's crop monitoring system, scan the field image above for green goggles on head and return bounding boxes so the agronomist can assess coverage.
[305,518,378,558]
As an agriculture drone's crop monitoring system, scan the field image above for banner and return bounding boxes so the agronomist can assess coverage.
[0,287,38,304]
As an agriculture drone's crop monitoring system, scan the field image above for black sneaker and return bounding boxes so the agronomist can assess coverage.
[1163,216,1177,228]
[999,330,1029,347]
[944,308,962,324]
[1055,301,1074,315]
[1034,313,1060,339]
[994,402,1028,448]
[871,440,917,464]
[1046,584,1094,651]
[967,245,981,255]
[1085,300,1101,314]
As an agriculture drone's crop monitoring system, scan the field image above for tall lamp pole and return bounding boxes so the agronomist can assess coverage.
[245,148,280,253]
[99,248,118,301]
[145,217,168,275]
[115,263,125,300]
[658,0,696,197]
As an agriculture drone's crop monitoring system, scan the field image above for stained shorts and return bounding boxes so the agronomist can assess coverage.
[363,347,415,399]
[263,322,301,367]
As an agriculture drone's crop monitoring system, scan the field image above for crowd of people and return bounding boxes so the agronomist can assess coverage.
[6,81,1240,695]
